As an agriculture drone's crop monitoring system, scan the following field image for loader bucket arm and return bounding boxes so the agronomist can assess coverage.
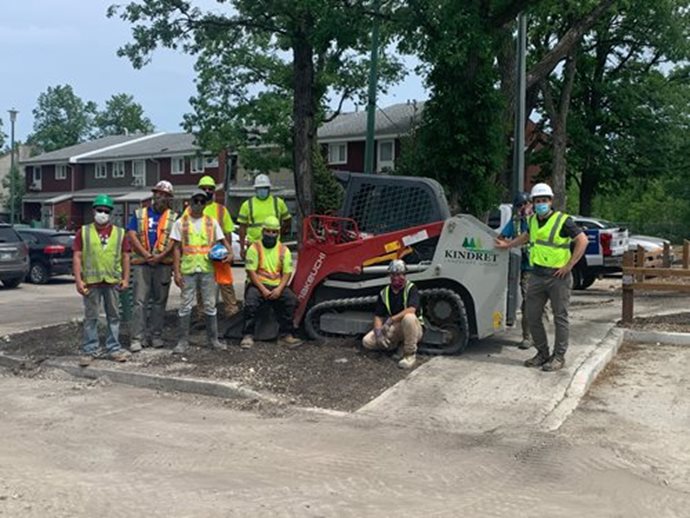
[291,215,445,324]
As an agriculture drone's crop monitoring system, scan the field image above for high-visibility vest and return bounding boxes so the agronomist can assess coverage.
[184,202,230,231]
[245,196,282,243]
[81,224,124,285]
[381,281,424,324]
[179,214,215,275]
[528,211,572,269]
[250,241,287,287]
[131,208,177,265]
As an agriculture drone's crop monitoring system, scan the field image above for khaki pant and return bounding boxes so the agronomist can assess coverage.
[520,271,550,341]
[195,282,239,319]
[526,272,571,358]
[131,264,172,342]
[362,313,423,356]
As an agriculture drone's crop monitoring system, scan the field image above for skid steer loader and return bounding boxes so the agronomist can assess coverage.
[289,172,520,354]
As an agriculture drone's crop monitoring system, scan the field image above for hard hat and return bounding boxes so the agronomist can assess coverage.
[253,174,272,189]
[190,189,208,201]
[208,243,229,261]
[513,191,530,208]
[388,259,407,274]
[93,194,115,210]
[263,216,281,231]
[198,175,216,189]
[530,183,554,199]
[152,180,174,196]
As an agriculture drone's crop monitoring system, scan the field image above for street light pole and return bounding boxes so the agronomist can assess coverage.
[512,13,527,199]
[8,109,18,225]
[364,0,381,175]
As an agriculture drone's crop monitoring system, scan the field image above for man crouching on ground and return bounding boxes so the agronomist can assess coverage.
[240,216,302,349]
[362,260,423,369]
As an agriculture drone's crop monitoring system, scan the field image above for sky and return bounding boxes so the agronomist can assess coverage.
[0,0,427,143]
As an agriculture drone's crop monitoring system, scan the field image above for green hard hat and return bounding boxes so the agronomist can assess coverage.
[263,216,281,230]
[198,175,216,188]
[93,194,115,210]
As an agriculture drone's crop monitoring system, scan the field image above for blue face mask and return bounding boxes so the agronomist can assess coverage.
[534,202,551,216]
[256,188,270,200]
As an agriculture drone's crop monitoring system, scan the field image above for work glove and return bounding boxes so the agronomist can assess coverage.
[374,328,389,349]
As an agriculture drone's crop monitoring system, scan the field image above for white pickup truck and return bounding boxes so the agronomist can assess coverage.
[571,216,629,290]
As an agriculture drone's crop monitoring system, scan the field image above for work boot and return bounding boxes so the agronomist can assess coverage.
[278,334,304,349]
[151,337,165,349]
[78,355,93,368]
[398,354,417,370]
[172,314,191,355]
[109,350,131,363]
[518,339,532,350]
[129,339,143,353]
[524,351,550,368]
[206,315,227,351]
[542,355,565,372]
[240,335,255,349]
[392,346,404,361]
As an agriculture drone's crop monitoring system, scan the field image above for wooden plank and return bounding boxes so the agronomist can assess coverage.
[622,251,634,324]
[631,283,690,293]
[635,245,645,282]
[663,242,671,268]
[684,240,689,270]
[622,267,690,277]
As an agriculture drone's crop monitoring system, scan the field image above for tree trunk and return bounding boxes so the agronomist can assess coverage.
[579,169,596,216]
[292,26,315,222]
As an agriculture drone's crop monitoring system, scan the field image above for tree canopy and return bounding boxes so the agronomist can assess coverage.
[95,93,155,136]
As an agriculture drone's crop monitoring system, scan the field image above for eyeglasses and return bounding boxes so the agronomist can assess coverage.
[95,208,111,214]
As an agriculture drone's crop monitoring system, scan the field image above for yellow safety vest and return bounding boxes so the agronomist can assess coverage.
[528,211,572,269]
[381,281,424,324]
[250,241,287,287]
[244,196,281,243]
[179,214,215,275]
[81,224,124,285]
[132,208,177,265]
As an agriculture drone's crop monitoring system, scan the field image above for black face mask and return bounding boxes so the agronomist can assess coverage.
[262,235,278,249]
[205,191,214,202]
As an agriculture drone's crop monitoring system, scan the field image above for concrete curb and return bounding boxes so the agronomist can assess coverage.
[0,353,27,370]
[623,328,690,346]
[540,326,624,432]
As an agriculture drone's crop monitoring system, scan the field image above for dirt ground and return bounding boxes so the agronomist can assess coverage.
[621,311,690,333]
[0,315,424,412]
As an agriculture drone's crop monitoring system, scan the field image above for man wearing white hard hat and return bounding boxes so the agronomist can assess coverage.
[237,173,291,260]
[127,180,178,352]
[495,183,588,371]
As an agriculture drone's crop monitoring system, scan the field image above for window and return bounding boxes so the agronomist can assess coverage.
[112,161,125,178]
[133,160,146,186]
[171,157,185,175]
[55,165,67,180]
[191,156,204,174]
[95,163,107,179]
[328,143,348,165]
[32,166,42,190]
[377,140,395,171]
[204,156,219,168]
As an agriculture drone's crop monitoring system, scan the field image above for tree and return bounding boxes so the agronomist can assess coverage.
[0,165,25,222]
[0,119,6,151]
[95,93,155,136]
[28,85,97,152]
[109,0,403,219]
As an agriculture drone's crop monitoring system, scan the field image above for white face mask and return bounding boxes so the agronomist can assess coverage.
[94,212,110,225]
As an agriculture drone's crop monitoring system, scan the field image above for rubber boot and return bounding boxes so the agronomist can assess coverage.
[172,314,191,355]
[206,315,227,351]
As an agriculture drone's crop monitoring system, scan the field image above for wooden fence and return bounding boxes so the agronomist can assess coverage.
[621,240,690,324]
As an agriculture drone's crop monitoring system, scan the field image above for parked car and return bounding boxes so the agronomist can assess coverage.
[0,224,30,288]
[16,228,74,284]
[571,216,629,290]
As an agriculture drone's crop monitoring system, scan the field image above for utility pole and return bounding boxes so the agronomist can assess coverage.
[364,0,380,175]
[8,109,18,225]
[512,13,527,198]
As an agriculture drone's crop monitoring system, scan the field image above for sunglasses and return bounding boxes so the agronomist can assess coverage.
[191,198,206,205]
[95,208,111,214]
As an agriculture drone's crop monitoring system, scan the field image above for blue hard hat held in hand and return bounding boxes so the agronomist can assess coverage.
[209,244,229,261]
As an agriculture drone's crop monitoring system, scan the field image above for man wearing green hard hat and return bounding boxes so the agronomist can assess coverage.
[72,194,131,367]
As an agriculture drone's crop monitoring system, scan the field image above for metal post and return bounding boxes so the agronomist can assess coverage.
[512,13,527,198]
[622,250,634,324]
[364,0,381,175]
[8,109,18,224]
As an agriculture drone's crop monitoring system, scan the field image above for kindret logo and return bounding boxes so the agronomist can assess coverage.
[445,236,499,263]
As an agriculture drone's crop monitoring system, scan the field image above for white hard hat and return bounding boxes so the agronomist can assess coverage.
[388,259,407,274]
[152,180,174,196]
[530,183,554,199]
[253,174,272,189]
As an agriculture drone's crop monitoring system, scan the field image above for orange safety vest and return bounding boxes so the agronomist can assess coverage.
[251,241,287,286]
[132,208,177,265]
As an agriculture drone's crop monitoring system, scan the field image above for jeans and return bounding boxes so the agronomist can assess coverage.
[526,272,571,358]
[179,273,217,317]
[83,285,122,355]
[131,264,172,341]
[242,284,298,336]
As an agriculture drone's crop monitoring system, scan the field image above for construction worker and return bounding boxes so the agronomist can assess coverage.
[495,183,588,371]
[72,194,131,367]
[362,260,423,369]
[240,216,302,349]
[127,180,178,352]
[237,174,291,260]
[498,191,536,349]
[171,190,233,355]
[195,175,240,317]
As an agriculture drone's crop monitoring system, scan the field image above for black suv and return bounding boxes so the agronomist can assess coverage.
[16,228,75,284]
[0,224,30,288]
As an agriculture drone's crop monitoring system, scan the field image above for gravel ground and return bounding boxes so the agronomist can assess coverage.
[621,311,690,333]
[0,315,424,412]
